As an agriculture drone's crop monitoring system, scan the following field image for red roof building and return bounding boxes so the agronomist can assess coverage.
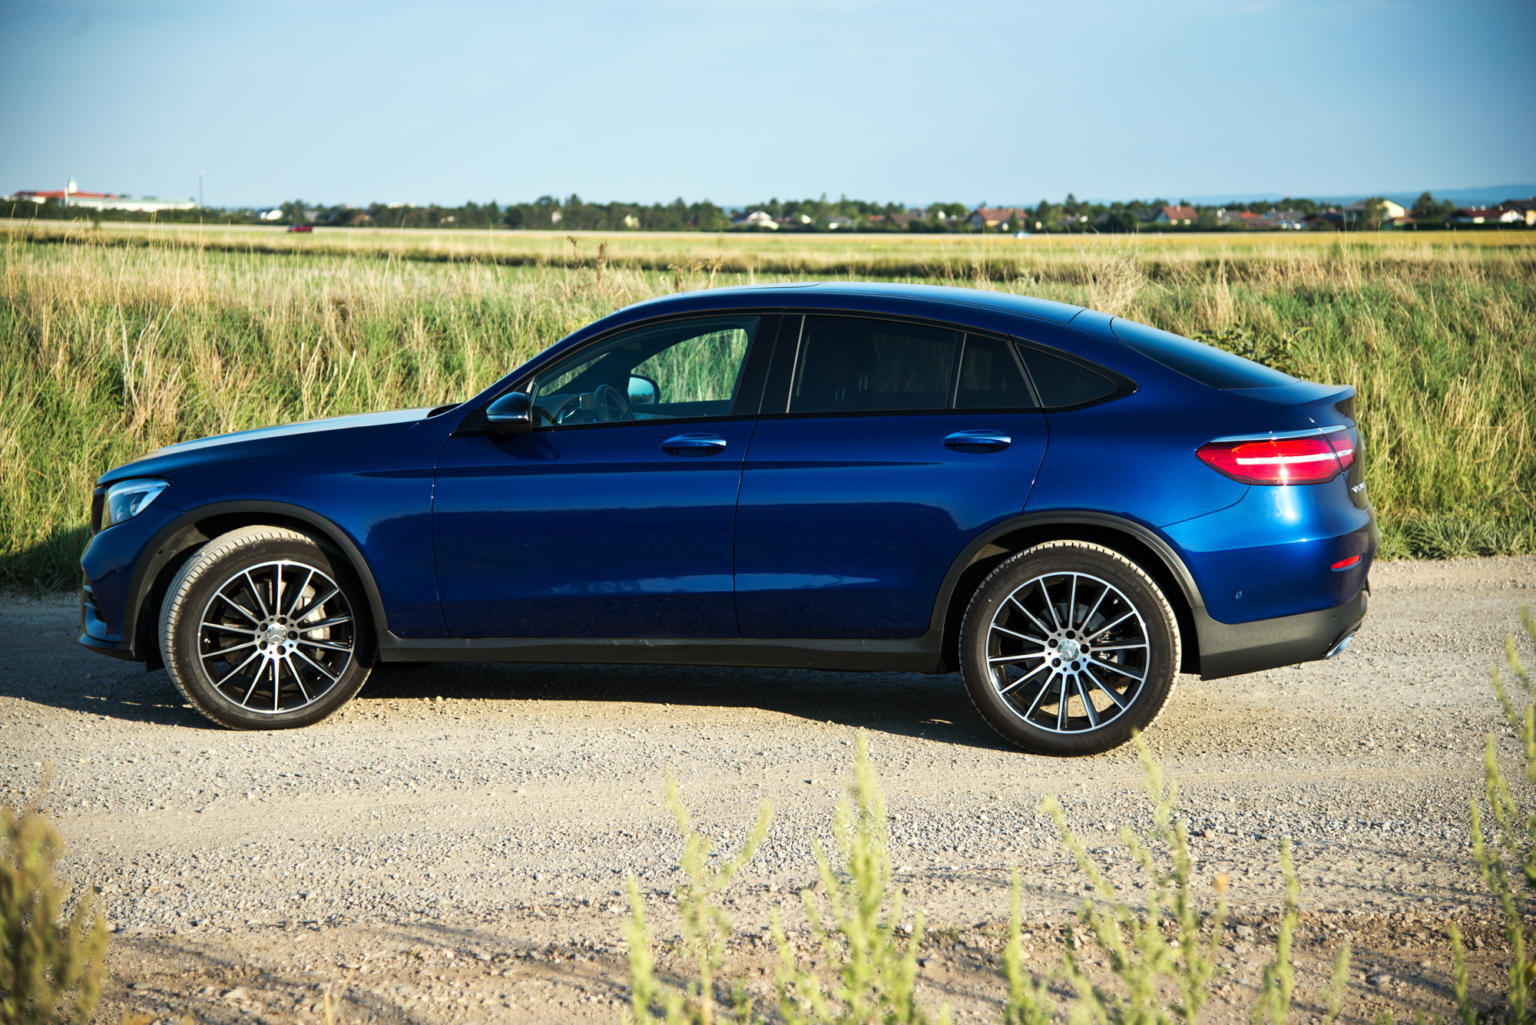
[1154,205,1197,225]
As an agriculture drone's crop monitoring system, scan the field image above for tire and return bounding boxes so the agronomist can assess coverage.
[159,525,372,729]
[959,541,1180,757]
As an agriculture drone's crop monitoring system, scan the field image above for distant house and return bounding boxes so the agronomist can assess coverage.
[1500,199,1536,226]
[1453,206,1523,225]
[825,215,854,230]
[7,181,196,214]
[888,208,926,229]
[1266,208,1307,230]
[1218,209,1272,229]
[1151,205,1196,226]
[968,206,1020,231]
[736,210,778,230]
[1344,198,1407,221]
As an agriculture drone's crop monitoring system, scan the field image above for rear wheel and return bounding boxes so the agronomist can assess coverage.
[159,526,372,729]
[960,541,1179,756]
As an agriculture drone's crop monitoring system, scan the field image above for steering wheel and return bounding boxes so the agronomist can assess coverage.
[593,382,632,422]
[538,394,579,426]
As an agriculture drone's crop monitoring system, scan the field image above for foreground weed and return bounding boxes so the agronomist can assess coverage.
[625,773,771,1025]
[1252,840,1351,1025]
[1040,735,1228,1024]
[1458,604,1536,1024]
[772,734,947,1025]
[1040,737,1350,1025]
[1002,871,1052,1025]
[0,802,108,1025]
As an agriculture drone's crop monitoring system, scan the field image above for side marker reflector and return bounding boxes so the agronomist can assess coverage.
[1331,554,1361,571]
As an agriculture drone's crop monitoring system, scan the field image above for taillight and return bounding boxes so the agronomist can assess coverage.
[1197,430,1352,485]
[1326,432,1355,472]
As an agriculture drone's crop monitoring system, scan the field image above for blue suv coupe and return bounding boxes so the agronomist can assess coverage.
[80,284,1376,755]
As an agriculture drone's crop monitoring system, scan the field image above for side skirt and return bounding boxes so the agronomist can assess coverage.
[378,632,947,674]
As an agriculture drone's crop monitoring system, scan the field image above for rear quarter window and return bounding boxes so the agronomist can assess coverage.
[1015,345,1120,408]
[1112,318,1297,389]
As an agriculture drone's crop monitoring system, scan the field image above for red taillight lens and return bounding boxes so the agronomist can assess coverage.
[1326,432,1355,472]
[1197,432,1349,485]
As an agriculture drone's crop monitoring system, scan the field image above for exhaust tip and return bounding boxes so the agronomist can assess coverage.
[1326,629,1358,659]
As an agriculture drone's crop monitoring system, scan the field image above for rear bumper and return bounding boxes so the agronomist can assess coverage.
[1194,584,1368,680]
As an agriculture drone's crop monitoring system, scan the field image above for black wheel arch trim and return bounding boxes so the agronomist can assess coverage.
[929,510,1206,631]
[114,500,389,664]
[928,510,1209,673]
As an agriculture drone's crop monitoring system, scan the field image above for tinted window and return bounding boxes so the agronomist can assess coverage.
[1017,345,1119,408]
[791,316,958,414]
[1112,318,1296,389]
[955,335,1037,410]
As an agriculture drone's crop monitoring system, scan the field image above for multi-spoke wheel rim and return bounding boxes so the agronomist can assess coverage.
[195,560,355,715]
[985,571,1149,735]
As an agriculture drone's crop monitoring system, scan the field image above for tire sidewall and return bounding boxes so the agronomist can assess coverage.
[961,543,1178,756]
[163,531,370,730]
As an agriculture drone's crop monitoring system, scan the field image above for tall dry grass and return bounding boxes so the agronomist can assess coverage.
[1,227,1532,586]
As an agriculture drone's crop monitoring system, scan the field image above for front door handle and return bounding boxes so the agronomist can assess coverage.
[943,429,1012,453]
[661,433,728,457]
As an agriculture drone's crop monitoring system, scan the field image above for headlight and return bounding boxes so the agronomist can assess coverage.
[102,479,168,529]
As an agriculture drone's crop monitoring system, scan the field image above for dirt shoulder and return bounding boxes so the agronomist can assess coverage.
[2,555,1533,1023]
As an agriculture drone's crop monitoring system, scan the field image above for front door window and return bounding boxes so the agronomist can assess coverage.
[530,317,758,426]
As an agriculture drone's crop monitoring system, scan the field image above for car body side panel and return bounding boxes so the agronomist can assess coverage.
[1028,395,1252,529]
[80,416,447,646]
[734,412,1048,639]
[1164,477,1378,623]
[433,420,755,638]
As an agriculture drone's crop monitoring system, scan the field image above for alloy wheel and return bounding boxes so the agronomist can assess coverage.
[985,571,1150,734]
[195,560,356,715]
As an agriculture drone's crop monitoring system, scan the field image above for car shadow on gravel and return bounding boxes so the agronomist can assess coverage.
[109,933,431,1024]
[361,661,1014,751]
[0,652,221,730]
[108,922,635,1024]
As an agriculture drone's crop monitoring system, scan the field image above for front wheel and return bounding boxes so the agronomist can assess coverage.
[960,541,1180,756]
[159,525,372,729]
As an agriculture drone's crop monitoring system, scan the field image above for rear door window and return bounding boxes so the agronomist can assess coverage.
[954,334,1037,410]
[790,316,959,414]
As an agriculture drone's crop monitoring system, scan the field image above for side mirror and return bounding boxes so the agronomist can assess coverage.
[484,391,533,438]
[627,373,659,406]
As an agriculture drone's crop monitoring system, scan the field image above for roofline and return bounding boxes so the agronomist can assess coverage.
[463,283,1092,410]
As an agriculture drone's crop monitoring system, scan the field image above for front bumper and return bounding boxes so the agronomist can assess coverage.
[80,579,137,660]
[1194,583,1368,680]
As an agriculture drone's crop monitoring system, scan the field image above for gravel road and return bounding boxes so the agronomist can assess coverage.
[2,556,1533,1023]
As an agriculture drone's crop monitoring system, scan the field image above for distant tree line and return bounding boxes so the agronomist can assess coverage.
[0,189,1512,233]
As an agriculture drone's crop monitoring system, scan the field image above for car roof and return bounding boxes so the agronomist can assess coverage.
[617,281,1085,328]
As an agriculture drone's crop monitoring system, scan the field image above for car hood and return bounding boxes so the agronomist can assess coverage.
[99,407,436,484]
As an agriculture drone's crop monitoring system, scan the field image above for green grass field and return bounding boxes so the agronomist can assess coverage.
[3,221,1533,589]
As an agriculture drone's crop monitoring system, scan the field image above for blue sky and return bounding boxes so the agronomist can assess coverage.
[2,0,1532,208]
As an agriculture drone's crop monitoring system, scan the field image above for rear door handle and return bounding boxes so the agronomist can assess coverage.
[943,429,1011,453]
[661,433,728,456]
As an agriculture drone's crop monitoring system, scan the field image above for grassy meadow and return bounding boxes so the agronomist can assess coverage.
[2,220,1533,589]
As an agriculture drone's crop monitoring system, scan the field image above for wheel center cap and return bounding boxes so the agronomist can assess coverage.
[262,624,287,647]
[1058,638,1081,660]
